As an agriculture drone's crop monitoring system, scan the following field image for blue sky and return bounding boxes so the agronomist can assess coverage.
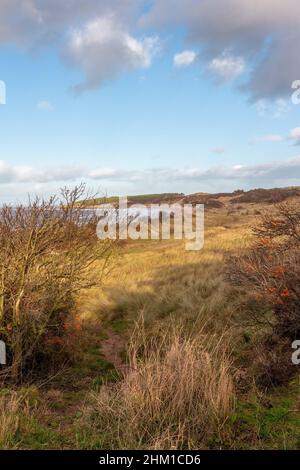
[1,0,300,202]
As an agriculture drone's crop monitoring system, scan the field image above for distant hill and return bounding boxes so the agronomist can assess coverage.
[81,187,300,208]
[82,193,184,207]
[230,187,300,204]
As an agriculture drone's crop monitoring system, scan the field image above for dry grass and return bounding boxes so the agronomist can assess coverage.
[0,394,22,448]
[84,319,235,449]
[81,209,252,336]
[0,388,38,449]
[74,211,255,450]
[0,196,299,450]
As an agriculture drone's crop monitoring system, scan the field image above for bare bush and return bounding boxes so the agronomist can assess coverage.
[229,201,300,337]
[86,320,234,449]
[228,200,300,385]
[0,184,114,382]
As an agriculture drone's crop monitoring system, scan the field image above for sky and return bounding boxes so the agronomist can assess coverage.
[1,0,300,202]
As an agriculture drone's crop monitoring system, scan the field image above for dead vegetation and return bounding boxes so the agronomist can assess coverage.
[0,187,299,450]
[228,200,300,386]
[0,184,114,383]
[85,320,234,450]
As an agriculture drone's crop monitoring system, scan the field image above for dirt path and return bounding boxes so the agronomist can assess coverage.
[100,328,129,375]
[34,324,129,449]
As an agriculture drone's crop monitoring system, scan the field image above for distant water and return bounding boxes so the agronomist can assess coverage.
[84,206,165,221]
[3,207,163,223]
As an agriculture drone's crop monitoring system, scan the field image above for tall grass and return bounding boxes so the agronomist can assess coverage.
[0,388,38,448]
[85,320,235,449]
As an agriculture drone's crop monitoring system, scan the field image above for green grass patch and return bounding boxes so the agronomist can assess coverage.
[218,380,300,449]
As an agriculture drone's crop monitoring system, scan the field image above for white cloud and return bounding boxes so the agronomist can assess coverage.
[1,157,300,188]
[174,50,196,68]
[252,134,284,143]
[1,1,300,99]
[0,161,84,184]
[262,135,284,142]
[66,15,159,93]
[163,156,300,182]
[208,54,245,80]
[255,98,290,119]
[288,127,300,145]
[273,99,290,119]
[251,127,300,145]
[0,1,139,45]
[37,100,54,111]
[142,0,300,100]
[0,1,156,92]
[88,168,125,179]
[288,128,300,139]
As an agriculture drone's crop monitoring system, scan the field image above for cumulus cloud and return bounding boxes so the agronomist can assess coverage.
[1,1,300,98]
[255,98,290,119]
[0,1,157,92]
[66,15,158,93]
[208,54,245,80]
[0,161,84,184]
[0,0,139,46]
[288,127,300,145]
[174,50,197,68]
[142,0,300,100]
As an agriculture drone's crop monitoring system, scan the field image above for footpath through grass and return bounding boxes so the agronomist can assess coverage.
[1,209,300,449]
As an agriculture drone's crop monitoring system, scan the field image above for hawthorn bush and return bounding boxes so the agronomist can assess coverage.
[229,200,300,385]
[0,185,114,382]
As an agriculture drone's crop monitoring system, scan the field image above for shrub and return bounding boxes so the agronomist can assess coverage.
[0,184,114,382]
[228,201,300,385]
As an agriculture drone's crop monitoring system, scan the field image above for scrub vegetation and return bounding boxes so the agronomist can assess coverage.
[0,187,299,450]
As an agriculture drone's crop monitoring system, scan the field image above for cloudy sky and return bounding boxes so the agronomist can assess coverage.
[1,0,300,201]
